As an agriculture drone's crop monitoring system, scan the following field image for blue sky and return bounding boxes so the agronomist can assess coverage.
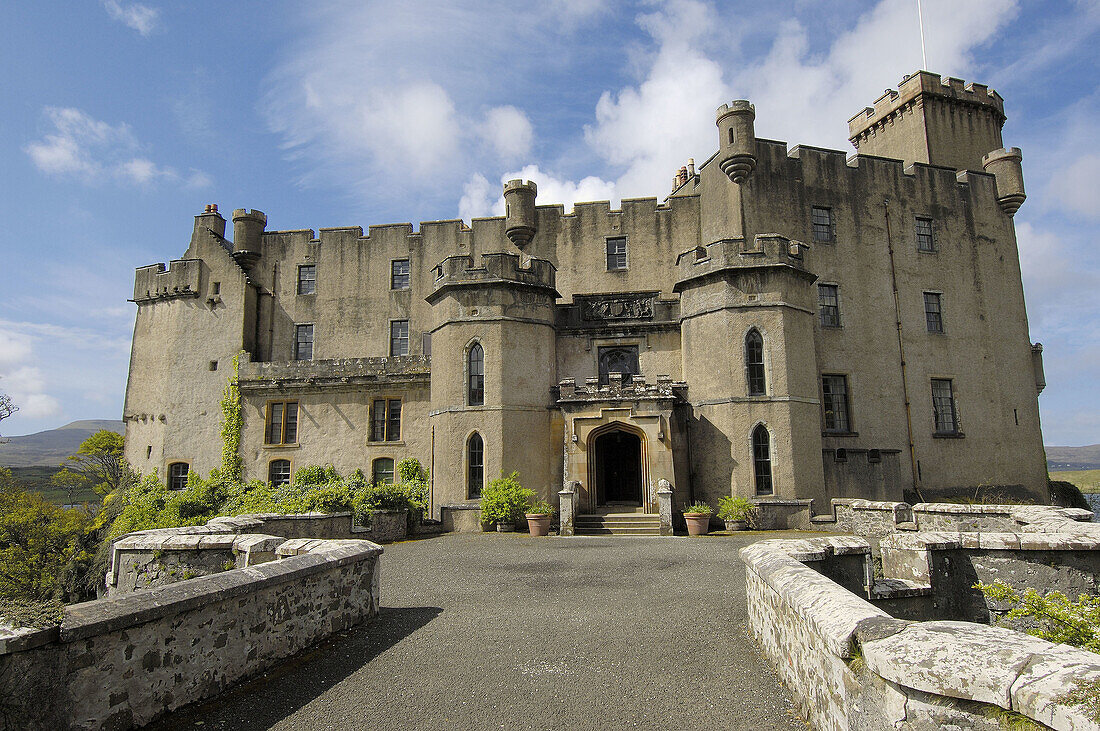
[0,0,1098,446]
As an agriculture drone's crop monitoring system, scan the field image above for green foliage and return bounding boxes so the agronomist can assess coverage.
[976,580,1100,654]
[0,467,97,604]
[219,353,243,481]
[480,472,533,524]
[1051,469,1100,494]
[527,499,555,516]
[0,597,64,629]
[683,501,712,515]
[60,429,134,497]
[717,496,756,522]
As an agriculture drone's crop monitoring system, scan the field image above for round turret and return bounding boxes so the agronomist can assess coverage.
[981,148,1026,216]
[503,180,537,248]
[231,208,268,271]
[716,100,756,184]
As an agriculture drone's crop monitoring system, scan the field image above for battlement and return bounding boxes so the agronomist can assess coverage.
[237,355,430,393]
[674,234,809,286]
[132,259,202,303]
[556,373,684,404]
[848,71,1005,138]
[430,252,557,293]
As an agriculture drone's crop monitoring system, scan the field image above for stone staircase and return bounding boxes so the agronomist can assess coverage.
[575,513,661,536]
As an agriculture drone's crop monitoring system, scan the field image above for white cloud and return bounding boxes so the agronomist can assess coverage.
[459,165,617,221]
[459,173,495,223]
[102,0,161,37]
[481,106,533,163]
[1046,154,1100,220]
[24,107,207,188]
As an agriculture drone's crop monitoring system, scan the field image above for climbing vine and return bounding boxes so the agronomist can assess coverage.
[219,353,243,481]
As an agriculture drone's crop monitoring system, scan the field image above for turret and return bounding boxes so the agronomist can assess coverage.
[716,101,756,184]
[503,179,537,248]
[982,147,1026,216]
[231,208,267,271]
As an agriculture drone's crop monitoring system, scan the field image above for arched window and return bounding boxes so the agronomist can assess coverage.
[467,343,484,406]
[467,433,484,499]
[746,329,766,396]
[752,425,773,495]
[372,457,395,485]
[167,462,189,491]
[269,459,292,486]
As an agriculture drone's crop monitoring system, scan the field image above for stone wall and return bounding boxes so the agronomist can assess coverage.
[741,536,1100,731]
[0,537,382,730]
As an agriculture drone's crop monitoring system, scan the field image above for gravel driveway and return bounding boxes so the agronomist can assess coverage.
[151,533,807,730]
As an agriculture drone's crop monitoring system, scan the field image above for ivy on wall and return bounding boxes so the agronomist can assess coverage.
[219,353,243,481]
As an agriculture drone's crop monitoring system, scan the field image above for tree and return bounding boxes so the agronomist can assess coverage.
[0,384,16,443]
[60,429,132,496]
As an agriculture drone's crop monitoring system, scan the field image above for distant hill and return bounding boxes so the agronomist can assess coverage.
[1046,444,1100,471]
[0,420,125,468]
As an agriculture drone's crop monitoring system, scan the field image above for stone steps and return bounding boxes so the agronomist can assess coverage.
[575,513,661,536]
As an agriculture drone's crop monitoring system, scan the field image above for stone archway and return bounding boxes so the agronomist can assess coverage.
[591,425,645,508]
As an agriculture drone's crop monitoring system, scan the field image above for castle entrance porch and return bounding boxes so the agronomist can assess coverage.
[593,427,643,507]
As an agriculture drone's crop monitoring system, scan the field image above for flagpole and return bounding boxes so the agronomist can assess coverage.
[917,0,928,70]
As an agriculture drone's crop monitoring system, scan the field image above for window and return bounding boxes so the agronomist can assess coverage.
[391,259,410,290]
[265,401,299,445]
[818,284,841,328]
[811,206,834,243]
[467,433,484,498]
[297,265,316,295]
[821,375,851,433]
[745,329,766,396]
[370,399,402,442]
[372,458,395,485]
[916,217,935,252]
[168,462,189,491]
[598,345,639,385]
[931,378,959,435]
[467,343,484,406]
[269,459,291,486]
[752,425,773,495]
[295,324,314,360]
[208,360,218,371]
[390,320,409,356]
[212,282,220,296]
[606,237,627,271]
[924,292,943,333]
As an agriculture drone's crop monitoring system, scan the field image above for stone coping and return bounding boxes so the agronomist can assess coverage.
[881,530,1100,553]
[741,536,1100,729]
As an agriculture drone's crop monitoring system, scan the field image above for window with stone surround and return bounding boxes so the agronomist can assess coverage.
[297,265,316,295]
[598,345,639,385]
[745,329,766,396]
[265,401,299,445]
[467,432,484,499]
[167,462,189,491]
[924,292,944,333]
[372,457,395,485]
[811,206,835,243]
[753,424,773,495]
[606,237,628,271]
[932,378,960,435]
[822,374,851,433]
[295,324,314,360]
[916,216,936,252]
[390,320,409,356]
[391,259,410,290]
[269,459,291,486]
[818,284,841,328]
[467,342,484,406]
[370,399,401,442]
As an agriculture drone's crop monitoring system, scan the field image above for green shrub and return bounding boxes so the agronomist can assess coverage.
[480,472,533,524]
[717,496,756,522]
[527,499,555,516]
[683,501,712,515]
[976,580,1099,654]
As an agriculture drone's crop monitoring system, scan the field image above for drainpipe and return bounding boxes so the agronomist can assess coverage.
[884,199,920,498]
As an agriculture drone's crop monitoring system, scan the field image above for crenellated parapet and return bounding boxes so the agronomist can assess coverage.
[674,234,812,293]
[237,354,430,393]
[428,251,558,299]
[556,373,684,405]
[132,259,202,303]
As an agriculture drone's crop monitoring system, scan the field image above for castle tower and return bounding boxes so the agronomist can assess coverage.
[982,147,1027,216]
[503,180,538,248]
[426,253,560,513]
[231,208,267,272]
[716,101,757,184]
[848,72,1008,172]
[674,235,825,505]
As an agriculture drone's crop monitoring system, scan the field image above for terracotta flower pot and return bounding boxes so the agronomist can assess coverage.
[724,519,748,531]
[526,513,551,536]
[684,512,711,536]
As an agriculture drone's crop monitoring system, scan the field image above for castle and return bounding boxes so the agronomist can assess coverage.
[122,71,1049,523]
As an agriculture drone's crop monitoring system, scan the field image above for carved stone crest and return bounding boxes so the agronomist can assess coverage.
[581,296,653,321]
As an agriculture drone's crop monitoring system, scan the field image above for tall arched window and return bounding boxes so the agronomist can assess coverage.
[467,343,484,406]
[752,425,773,495]
[746,329,766,396]
[467,433,484,498]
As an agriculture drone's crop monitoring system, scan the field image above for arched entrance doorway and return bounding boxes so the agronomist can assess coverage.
[593,428,643,507]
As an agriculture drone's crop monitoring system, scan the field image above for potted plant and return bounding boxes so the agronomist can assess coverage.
[717,495,756,531]
[480,471,534,532]
[683,501,713,536]
[525,499,555,537]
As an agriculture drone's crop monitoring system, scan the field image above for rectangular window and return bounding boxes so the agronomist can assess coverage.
[390,320,409,356]
[168,462,189,491]
[297,265,316,295]
[924,292,943,333]
[294,324,314,360]
[391,259,410,290]
[818,284,841,328]
[372,458,395,485]
[265,401,299,445]
[916,217,936,252]
[811,206,835,243]
[269,459,292,486]
[931,379,959,435]
[370,399,402,442]
[821,375,851,433]
[606,237,627,271]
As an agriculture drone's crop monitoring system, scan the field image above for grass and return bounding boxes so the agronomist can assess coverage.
[5,466,101,506]
[1051,469,1100,494]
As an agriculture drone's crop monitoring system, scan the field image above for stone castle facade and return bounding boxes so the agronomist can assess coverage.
[122,71,1049,518]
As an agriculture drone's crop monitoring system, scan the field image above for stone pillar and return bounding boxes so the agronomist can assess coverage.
[559,481,578,537]
[657,479,674,536]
